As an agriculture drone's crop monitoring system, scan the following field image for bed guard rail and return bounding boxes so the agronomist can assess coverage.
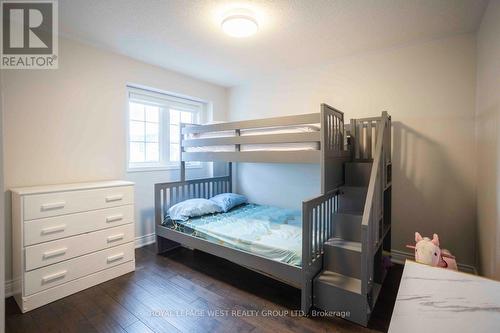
[180,104,349,167]
[182,113,320,149]
[302,189,341,266]
[347,115,386,161]
[320,104,351,193]
[360,111,391,298]
[301,188,341,310]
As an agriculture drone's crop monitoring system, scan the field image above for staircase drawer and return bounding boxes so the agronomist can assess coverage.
[23,186,134,220]
[25,224,135,271]
[24,243,134,296]
[24,205,134,246]
[313,271,368,326]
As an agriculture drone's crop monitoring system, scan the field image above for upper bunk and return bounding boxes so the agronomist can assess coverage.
[180,103,350,164]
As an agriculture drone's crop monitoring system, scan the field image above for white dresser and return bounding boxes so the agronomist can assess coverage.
[11,180,136,312]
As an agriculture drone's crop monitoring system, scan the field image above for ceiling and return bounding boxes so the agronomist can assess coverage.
[59,0,487,87]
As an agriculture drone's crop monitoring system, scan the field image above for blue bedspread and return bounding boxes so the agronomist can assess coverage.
[163,203,303,267]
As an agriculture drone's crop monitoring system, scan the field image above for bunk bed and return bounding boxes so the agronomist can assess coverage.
[154,104,348,312]
[154,104,391,316]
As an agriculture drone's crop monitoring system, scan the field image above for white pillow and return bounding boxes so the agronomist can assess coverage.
[167,198,222,221]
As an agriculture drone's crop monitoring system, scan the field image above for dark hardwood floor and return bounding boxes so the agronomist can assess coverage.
[6,244,403,333]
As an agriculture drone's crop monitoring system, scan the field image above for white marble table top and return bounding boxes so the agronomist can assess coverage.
[388,260,500,333]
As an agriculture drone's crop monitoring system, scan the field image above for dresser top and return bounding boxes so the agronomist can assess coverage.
[389,260,500,333]
[11,180,134,195]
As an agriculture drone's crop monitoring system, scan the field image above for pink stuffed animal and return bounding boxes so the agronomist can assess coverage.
[406,232,458,270]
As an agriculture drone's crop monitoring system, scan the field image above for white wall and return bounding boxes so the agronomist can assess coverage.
[2,37,228,283]
[475,1,500,279]
[230,34,477,267]
[236,163,320,209]
[0,60,5,332]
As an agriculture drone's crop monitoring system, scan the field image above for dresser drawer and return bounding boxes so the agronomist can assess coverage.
[24,205,134,246]
[25,223,135,271]
[23,186,134,220]
[24,243,134,296]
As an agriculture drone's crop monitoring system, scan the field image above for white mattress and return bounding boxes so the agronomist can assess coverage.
[185,124,320,152]
[187,124,320,139]
[241,124,320,136]
[185,142,319,152]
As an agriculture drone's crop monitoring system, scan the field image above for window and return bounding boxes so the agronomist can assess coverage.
[129,103,160,163]
[127,87,203,171]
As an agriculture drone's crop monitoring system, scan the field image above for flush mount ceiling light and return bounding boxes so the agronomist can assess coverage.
[221,9,258,38]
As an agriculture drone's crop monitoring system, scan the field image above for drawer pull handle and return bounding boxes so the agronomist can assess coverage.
[107,233,125,243]
[41,201,66,211]
[41,224,66,235]
[107,253,125,263]
[43,247,68,259]
[105,195,123,202]
[42,270,67,284]
[106,214,123,223]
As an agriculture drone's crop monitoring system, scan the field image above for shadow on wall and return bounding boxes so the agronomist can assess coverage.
[391,121,475,265]
[139,206,155,235]
[4,192,12,281]
[474,104,498,276]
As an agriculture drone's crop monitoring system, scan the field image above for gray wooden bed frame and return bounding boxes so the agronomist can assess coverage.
[155,104,351,313]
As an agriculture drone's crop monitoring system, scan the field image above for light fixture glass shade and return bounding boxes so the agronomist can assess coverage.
[221,14,258,38]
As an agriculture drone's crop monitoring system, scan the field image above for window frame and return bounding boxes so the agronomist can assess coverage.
[126,87,205,172]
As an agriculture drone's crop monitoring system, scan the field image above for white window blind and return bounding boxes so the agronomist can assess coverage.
[127,87,203,171]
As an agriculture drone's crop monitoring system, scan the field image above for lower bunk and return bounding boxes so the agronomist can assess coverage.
[163,203,303,266]
[154,175,340,313]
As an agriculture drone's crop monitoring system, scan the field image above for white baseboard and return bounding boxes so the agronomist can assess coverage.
[135,233,156,249]
[391,249,477,274]
[5,279,18,298]
[5,234,156,298]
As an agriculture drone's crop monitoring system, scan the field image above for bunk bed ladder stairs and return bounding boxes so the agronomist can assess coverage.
[313,162,371,325]
[312,112,392,327]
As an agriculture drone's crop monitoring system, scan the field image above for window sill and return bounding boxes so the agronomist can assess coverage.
[127,164,203,173]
